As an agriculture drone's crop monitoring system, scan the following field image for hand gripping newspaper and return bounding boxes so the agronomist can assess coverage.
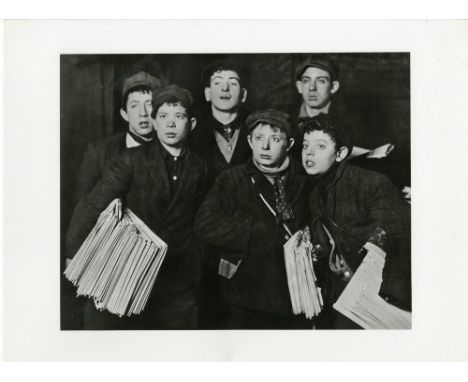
[64,199,167,317]
[283,226,323,319]
[330,227,412,329]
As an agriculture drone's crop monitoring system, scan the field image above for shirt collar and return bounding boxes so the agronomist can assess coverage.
[299,101,331,118]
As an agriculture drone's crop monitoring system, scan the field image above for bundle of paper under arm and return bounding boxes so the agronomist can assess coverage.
[64,199,167,317]
[333,242,411,329]
[284,230,323,319]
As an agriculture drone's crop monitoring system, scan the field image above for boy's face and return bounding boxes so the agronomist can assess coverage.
[204,70,247,112]
[295,67,340,110]
[120,90,153,137]
[153,102,195,148]
[302,130,347,175]
[248,123,293,169]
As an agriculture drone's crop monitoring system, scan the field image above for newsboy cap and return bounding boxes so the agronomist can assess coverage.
[122,71,162,96]
[246,109,293,138]
[152,84,193,110]
[295,55,339,81]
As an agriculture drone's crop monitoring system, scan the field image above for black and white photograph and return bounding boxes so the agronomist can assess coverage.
[60,52,411,331]
[4,19,468,362]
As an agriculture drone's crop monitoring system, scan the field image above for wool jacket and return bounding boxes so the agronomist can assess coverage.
[189,110,252,186]
[66,139,209,300]
[309,160,411,311]
[194,159,309,316]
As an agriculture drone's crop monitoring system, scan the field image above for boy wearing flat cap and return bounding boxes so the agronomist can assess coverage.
[300,114,411,329]
[74,70,161,204]
[195,109,314,329]
[189,59,251,186]
[294,55,395,158]
[66,85,208,330]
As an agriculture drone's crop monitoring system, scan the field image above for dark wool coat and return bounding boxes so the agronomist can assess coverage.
[189,111,252,186]
[66,139,208,300]
[309,161,411,311]
[74,132,128,204]
[194,159,309,316]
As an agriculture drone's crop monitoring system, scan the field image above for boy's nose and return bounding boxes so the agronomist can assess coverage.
[262,138,270,150]
[139,104,148,116]
[221,82,230,91]
[306,147,315,156]
[308,81,317,91]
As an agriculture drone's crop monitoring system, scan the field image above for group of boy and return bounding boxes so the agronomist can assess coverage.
[65,55,411,330]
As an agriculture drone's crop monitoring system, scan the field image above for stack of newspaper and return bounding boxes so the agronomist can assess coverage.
[333,242,411,329]
[64,199,167,317]
[284,229,323,319]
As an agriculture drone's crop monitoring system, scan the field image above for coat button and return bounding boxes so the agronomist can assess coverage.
[172,175,177,180]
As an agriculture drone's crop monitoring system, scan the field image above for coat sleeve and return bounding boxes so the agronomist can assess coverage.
[194,170,253,260]
[359,174,412,311]
[65,151,134,259]
[74,143,103,205]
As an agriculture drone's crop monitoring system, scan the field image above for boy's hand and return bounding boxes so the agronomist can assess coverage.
[310,244,323,262]
[114,198,123,220]
[296,226,311,247]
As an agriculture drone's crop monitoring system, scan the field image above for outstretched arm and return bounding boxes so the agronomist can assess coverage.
[65,152,134,259]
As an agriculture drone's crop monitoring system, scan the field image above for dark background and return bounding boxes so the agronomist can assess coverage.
[60,53,410,329]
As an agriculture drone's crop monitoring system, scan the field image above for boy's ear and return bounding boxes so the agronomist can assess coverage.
[247,134,253,149]
[330,80,340,95]
[204,87,211,102]
[336,146,349,162]
[286,138,295,151]
[120,108,129,122]
[240,88,248,103]
[190,117,197,131]
[295,80,304,94]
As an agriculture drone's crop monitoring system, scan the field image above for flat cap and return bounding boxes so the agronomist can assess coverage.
[295,55,339,81]
[152,84,193,110]
[246,109,293,138]
[122,71,161,96]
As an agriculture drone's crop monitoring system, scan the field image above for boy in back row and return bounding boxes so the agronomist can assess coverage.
[74,71,161,204]
[66,85,208,329]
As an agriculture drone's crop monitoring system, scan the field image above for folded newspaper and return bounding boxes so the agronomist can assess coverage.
[333,242,411,329]
[64,199,167,317]
[284,229,323,319]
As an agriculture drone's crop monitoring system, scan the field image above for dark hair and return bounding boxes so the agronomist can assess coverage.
[201,60,248,88]
[151,96,192,120]
[298,114,352,153]
[121,85,153,111]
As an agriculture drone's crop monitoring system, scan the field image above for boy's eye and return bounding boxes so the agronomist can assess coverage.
[302,143,309,150]
[318,144,326,150]
[158,114,166,119]
[272,137,280,143]
[254,136,261,141]
[317,79,326,85]
[301,78,310,84]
